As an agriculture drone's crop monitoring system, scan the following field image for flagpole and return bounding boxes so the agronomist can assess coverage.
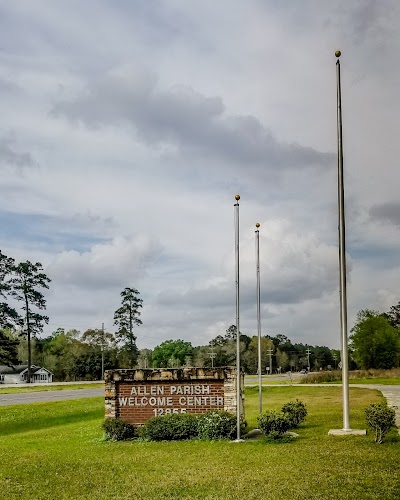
[234,194,242,440]
[336,50,351,431]
[255,223,262,414]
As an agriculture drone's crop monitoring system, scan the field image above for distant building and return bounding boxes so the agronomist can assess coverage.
[0,365,53,384]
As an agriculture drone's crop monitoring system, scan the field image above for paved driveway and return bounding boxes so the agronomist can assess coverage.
[352,384,400,427]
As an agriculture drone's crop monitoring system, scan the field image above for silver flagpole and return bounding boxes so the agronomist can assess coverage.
[336,50,351,431]
[234,194,241,440]
[255,223,262,414]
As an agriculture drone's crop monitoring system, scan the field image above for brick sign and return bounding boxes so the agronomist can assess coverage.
[105,367,243,426]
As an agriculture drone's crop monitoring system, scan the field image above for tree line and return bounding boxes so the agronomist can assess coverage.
[136,328,338,374]
[2,261,399,380]
[10,326,338,381]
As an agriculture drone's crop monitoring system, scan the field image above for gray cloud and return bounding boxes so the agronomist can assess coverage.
[348,0,399,47]
[52,68,333,169]
[0,77,20,93]
[0,137,35,169]
[157,221,340,311]
[369,202,400,227]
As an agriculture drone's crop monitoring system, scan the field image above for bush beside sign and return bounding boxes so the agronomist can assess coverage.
[105,367,244,426]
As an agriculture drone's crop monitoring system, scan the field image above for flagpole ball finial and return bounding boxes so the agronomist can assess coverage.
[255,223,260,228]
[335,50,341,58]
[235,194,240,201]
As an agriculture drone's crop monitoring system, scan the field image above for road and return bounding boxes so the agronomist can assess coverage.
[0,375,294,406]
[0,388,104,406]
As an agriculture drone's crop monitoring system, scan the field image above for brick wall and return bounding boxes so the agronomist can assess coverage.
[105,367,244,426]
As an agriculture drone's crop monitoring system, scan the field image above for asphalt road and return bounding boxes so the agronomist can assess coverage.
[0,376,293,406]
[0,388,104,406]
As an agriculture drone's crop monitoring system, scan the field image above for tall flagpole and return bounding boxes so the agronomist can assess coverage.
[234,194,242,440]
[255,222,262,414]
[336,50,351,431]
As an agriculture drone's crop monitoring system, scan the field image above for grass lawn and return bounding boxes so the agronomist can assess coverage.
[0,383,103,394]
[347,378,400,385]
[0,386,399,499]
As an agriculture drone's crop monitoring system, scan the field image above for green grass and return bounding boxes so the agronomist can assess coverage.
[245,375,296,385]
[301,368,400,386]
[348,378,400,385]
[0,383,103,394]
[0,387,399,499]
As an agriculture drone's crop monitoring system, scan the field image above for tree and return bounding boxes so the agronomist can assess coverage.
[0,251,13,297]
[0,251,22,331]
[81,328,116,379]
[350,310,400,369]
[137,348,153,368]
[242,336,274,374]
[276,349,289,371]
[113,287,143,368]
[225,325,237,341]
[81,328,116,349]
[209,335,225,347]
[272,334,291,348]
[152,339,193,368]
[10,261,51,383]
[0,328,19,366]
[383,301,400,329]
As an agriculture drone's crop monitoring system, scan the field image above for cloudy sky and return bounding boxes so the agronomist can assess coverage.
[1,0,399,350]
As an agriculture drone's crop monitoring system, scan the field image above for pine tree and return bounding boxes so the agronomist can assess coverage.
[10,261,51,382]
[0,251,22,331]
[114,287,143,368]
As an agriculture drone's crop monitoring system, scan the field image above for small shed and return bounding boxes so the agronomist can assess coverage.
[0,365,53,384]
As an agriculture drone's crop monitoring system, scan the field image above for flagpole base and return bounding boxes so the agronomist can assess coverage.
[231,439,245,443]
[328,428,366,436]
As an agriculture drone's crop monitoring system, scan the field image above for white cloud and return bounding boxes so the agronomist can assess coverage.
[48,235,163,289]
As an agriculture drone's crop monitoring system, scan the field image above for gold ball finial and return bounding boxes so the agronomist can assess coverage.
[255,223,260,228]
[335,50,341,58]
[235,194,240,201]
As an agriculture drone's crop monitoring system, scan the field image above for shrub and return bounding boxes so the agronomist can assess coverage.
[281,399,308,428]
[365,402,396,444]
[141,413,198,441]
[102,418,136,441]
[300,371,342,384]
[257,410,291,438]
[197,411,239,440]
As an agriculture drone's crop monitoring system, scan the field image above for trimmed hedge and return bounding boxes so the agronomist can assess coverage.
[281,399,308,428]
[197,411,239,440]
[141,413,198,441]
[102,418,136,441]
[105,411,243,442]
[257,399,308,439]
[257,410,291,438]
[365,402,396,444]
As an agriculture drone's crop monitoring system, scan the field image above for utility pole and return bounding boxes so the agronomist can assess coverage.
[209,347,217,368]
[267,348,273,375]
[306,349,311,372]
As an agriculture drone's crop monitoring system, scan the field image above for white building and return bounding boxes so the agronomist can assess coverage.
[0,365,53,384]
